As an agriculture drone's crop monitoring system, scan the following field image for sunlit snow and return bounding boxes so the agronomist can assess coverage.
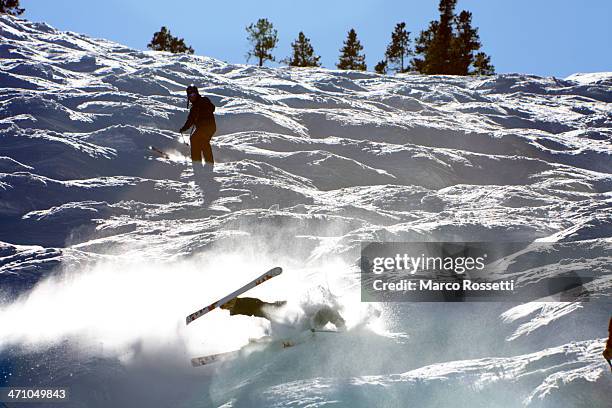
[0,15,611,408]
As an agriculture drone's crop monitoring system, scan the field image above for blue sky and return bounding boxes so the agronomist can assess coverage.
[23,0,611,77]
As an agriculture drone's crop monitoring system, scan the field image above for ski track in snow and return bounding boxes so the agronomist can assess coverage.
[0,15,611,408]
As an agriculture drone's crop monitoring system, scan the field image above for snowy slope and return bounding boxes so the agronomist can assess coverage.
[1,15,611,407]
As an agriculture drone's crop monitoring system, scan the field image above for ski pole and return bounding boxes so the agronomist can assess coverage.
[310,328,340,333]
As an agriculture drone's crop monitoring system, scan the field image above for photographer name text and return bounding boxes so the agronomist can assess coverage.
[372,279,515,292]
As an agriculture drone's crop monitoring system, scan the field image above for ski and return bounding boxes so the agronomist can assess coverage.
[185,267,282,325]
[191,337,278,367]
[191,349,241,367]
[191,335,301,367]
[190,329,336,368]
[149,145,170,159]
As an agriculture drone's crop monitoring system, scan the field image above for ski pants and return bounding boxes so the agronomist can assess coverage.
[603,317,612,360]
[190,123,216,163]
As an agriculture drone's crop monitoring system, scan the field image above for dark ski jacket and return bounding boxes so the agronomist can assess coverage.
[180,96,216,132]
[228,297,269,318]
[607,317,612,350]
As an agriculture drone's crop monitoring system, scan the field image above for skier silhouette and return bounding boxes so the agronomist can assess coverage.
[220,297,346,331]
[604,316,612,371]
[180,84,216,166]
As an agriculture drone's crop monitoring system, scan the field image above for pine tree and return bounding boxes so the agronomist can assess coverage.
[411,21,438,73]
[472,52,495,75]
[246,18,279,67]
[450,11,481,75]
[385,22,412,73]
[147,26,194,54]
[411,0,494,75]
[428,0,456,74]
[0,0,24,15]
[374,60,388,75]
[337,29,366,71]
[285,32,321,67]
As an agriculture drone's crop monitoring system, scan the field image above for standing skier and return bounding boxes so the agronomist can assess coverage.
[604,316,612,371]
[180,85,216,166]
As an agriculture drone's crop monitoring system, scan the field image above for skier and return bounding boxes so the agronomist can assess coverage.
[179,84,216,166]
[604,316,612,370]
[220,297,347,331]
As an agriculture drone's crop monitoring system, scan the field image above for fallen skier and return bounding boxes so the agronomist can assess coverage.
[220,296,346,331]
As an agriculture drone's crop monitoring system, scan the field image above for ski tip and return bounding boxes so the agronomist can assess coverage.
[269,266,282,275]
[186,310,203,325]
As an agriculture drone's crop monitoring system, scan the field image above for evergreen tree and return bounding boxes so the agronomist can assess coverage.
[246,18,278,67]
[0,0,24,15]
[285,32,321,67]
[374,60,388,74]
[427,0,456,74]
[411,0,494,75]
[337,29,366,70]
[147,26,194,54]
[411,21,438,73]
[472,52,495,75]
[384,22,412,73]
[450,10,481,75]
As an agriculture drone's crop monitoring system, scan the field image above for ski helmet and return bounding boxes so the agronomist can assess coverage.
[186,84,199,95]
[186,84,199,107]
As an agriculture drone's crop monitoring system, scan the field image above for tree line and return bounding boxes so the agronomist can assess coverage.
[147,0,494,75]
[0,0,493,75]
[0,0,24,16]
